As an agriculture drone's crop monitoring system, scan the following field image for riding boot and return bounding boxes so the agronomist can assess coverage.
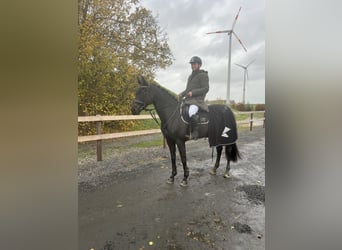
[190,114,199,140]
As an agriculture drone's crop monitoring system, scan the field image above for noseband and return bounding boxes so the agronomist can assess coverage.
[133,99,147,110]
[133,86,151,111]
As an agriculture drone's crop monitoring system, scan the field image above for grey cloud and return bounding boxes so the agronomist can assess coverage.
[141,0,265,103]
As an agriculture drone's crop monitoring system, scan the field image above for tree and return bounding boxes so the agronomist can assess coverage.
[78,0,173,134]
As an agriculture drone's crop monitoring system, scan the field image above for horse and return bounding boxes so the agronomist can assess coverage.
[131,76,241,186]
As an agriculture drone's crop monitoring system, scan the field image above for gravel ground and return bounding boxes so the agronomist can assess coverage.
[79,126,265,250]
[78,126,264,187]
[78,133,168,187]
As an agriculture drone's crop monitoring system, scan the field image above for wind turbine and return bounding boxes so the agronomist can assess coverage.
[206,6,247,105]
[235,59,255,104]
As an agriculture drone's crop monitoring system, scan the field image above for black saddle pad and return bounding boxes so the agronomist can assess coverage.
[208,104,238,147]
[181,103,209,124]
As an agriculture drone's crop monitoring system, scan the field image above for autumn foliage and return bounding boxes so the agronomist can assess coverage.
[78,0,173,134]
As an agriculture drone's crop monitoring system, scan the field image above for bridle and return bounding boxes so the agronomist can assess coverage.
[133,99,147,110]
[132,86,161,126]
[132,86,180,129]
[132,86,150,111]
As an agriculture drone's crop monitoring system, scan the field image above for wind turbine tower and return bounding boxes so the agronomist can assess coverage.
[206,6,247,105]
[235,59,255,104]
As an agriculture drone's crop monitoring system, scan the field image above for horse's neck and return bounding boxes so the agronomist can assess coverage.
[151,87,178,123]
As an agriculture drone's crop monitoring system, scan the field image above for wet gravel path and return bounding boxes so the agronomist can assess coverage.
[79,127,265,250]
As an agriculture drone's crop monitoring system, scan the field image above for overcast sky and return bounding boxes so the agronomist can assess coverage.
[140,0,265,104]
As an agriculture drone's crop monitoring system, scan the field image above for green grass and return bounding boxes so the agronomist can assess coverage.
[131,139,163,148]
[130,104,160,130]
[130,110,264,131]
[130,119,160,131]
[235,112,264,121]
[235,113,250,120]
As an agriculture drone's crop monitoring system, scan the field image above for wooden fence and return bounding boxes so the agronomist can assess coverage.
[78,111,265,161]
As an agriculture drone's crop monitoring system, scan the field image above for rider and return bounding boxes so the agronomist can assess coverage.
[179,56,209,139]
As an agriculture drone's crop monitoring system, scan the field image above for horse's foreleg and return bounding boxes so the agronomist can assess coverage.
[224,145,232,178]
[176,140,188,187]
[210,145,223,175]
[166,137,177,184]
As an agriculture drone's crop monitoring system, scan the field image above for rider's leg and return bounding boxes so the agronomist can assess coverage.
[188,105,199,118]
[188,105,199,139]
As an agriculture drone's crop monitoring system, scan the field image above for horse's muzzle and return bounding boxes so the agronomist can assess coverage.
[131,102,143,115]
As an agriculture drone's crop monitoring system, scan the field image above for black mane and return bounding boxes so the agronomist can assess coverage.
[150,82,178,102]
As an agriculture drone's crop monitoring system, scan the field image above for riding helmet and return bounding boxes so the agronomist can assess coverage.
[189,56,202,66]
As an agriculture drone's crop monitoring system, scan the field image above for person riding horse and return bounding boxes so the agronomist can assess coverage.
[178,56,209,139]
[132,76,240,186]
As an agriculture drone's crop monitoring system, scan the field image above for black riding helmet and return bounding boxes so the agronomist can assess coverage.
[189,56,202,66]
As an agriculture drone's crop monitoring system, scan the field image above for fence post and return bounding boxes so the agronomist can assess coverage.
[250,112,254,131]
[96,115,102,161]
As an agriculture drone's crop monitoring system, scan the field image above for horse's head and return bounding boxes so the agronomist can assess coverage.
[131,76,154,115]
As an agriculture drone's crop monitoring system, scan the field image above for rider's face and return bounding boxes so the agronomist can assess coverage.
[191,63,200,71]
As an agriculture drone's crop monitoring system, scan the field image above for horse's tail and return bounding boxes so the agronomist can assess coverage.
[228,143,242,162]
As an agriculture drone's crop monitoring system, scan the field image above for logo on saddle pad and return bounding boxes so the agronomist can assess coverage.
[221,126,230,137]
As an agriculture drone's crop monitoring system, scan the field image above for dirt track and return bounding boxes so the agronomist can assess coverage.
[79,127,265,250]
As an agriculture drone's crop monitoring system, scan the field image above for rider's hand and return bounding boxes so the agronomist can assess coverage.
[187,91,193,97]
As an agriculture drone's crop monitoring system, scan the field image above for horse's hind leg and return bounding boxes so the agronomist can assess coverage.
[224,145,232,178]
[210,145,223,175]
[166,137,177,184]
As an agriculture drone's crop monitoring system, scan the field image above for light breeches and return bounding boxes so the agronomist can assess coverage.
[188,105,199,117]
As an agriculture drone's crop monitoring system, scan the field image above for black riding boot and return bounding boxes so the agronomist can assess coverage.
[190,114,199,140]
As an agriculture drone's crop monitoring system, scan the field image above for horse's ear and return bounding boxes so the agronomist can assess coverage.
[137,76,143,86]
[140,76,149,86]
[137,76,148,86]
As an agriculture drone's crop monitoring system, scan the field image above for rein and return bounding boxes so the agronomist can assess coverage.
[134,95,161,127]
[145,108,160,127]
[145,102,180,131]
[137,99,180,131]
[160,102,180,131]
[134,85,180,132]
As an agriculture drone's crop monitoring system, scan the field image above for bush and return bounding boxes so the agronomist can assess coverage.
[244,103,253,111]
[233,103,246,111]
[255,103,265,111]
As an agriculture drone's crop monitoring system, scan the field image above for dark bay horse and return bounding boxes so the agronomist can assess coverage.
[131,77,241,186]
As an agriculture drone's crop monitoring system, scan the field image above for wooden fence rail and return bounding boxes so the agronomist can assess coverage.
[78,111,265,161]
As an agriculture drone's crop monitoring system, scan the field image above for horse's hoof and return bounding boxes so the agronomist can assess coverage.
[223,173,231,178]
[180,180,188,187]
[209,169,217,175]
[167,178,174,184]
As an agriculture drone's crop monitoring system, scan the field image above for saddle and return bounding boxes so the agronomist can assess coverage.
[180,102,209,124]
[180,103,238,146]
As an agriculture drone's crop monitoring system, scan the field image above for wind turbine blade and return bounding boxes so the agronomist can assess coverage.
[246,59,255,67]
[231,6,242,31]
[206,30,230,34]
[235,63,245,69]
[232,31,247,52]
